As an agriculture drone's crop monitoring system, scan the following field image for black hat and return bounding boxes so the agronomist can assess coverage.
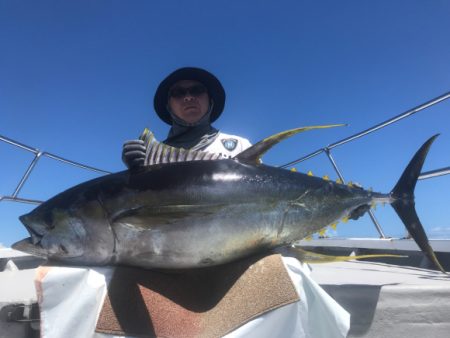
[153,67,226,125]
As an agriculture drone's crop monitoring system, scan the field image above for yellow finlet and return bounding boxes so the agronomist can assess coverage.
[304,235,313,241]
[307,170,314,176]
[290,167,297,172]
[330,223,337,230]
[318,228,327,236]
[347,181,354,188]
[336,178,343,184]
[341,216,349,223]
[322,175,329,181]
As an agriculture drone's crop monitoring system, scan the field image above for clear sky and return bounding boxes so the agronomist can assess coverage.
[1,1,450,247]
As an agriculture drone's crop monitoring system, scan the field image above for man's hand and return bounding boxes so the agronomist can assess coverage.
[122,139,146,169]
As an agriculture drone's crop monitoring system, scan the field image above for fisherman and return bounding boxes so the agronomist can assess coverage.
[122,67,252,168]
[116,68,353,337]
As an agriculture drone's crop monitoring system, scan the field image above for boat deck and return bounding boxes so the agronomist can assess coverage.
[310,260,450,337]
[1,240,450,337]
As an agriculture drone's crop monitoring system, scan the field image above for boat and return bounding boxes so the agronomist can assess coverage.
[1,92,450,337]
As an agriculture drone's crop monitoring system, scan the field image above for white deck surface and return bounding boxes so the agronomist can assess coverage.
[0,268,36,304]
[309,260,450,338]
[0,249,37,304]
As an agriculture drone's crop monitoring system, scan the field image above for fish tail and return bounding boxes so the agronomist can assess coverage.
[390,134,445,273]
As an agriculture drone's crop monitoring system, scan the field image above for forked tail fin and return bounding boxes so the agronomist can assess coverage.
[391,134,446,273]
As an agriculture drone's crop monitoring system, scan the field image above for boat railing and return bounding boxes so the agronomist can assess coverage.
[1,91,450,237]
[0,135,110,205]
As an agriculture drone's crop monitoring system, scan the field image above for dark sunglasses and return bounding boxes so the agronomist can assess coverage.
[169,84,207,98]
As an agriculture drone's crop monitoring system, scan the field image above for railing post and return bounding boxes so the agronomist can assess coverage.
[1,133,112,206]
[12,151,43,198]
[324,148,387,238]
[324,148,345,182]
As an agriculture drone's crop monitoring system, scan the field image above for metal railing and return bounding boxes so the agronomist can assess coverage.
[0,135,111,205]
[1,91,450,237]
[280,91,450,237]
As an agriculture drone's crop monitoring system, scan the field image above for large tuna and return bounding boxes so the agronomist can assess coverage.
[12,126,445,272]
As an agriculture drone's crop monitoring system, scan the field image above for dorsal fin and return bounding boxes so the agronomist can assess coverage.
[138,128,223,166]
[234,124,345,164]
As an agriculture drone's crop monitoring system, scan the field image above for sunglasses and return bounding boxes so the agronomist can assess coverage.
[169,84,207,98]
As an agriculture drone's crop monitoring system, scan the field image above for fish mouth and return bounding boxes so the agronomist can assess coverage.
[16,213,85,259]
[19,214,45,245]
[12,238,48,258]
[12,213,49,257]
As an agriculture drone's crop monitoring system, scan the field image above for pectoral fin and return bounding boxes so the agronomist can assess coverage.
[111,204,228,229]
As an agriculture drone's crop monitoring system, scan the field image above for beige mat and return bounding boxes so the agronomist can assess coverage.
[96,253,299,338]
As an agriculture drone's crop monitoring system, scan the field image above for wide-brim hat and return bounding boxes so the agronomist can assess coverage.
[154,67,226,125]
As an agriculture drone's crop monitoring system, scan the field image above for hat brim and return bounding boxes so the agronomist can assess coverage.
[154,67,226,125]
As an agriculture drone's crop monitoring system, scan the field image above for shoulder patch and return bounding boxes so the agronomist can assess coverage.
[221,138,238,151]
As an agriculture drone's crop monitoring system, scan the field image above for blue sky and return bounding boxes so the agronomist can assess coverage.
[1,1,450,247]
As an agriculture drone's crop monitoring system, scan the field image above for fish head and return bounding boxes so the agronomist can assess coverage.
[13,208,86,259]
[12,203,115,265]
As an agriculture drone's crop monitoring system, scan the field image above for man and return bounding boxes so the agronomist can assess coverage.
[118,67,350,337]
[122,67,252,168]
